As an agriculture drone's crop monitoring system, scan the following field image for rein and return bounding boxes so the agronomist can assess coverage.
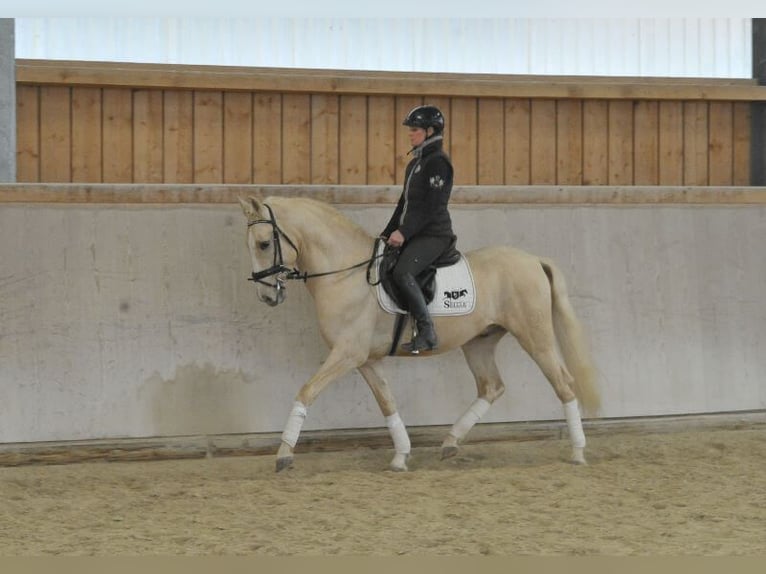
[246,204,384,286]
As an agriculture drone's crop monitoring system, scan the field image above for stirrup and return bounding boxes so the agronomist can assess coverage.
[401,333,438,354]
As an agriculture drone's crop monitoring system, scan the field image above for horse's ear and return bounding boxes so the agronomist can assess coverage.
[238,196,263,220]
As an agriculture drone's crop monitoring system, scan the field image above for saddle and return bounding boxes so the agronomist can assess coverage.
[377,235,461,310]
[369,236,473,356]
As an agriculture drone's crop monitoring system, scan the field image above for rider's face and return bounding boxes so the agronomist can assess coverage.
[408,126,428,148]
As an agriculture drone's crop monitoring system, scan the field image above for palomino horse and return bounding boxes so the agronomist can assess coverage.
[238,196,600,472]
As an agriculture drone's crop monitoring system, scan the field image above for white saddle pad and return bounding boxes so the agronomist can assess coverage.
[375,243,476,316]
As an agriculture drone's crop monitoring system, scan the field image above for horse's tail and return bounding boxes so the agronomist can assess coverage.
[540,258,601,417]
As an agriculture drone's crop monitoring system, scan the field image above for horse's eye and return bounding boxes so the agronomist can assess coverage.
[258,241,271,251]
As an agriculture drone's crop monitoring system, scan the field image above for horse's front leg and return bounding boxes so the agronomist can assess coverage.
[358,362,410,472]
[276,344,367,472]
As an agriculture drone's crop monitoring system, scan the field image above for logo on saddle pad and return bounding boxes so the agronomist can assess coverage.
[376,252,476,317]
[443,289,470,309]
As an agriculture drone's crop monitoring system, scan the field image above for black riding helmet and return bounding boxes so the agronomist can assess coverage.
[403,105,445,135]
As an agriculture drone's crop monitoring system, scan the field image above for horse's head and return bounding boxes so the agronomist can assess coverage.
[238,196,298,307]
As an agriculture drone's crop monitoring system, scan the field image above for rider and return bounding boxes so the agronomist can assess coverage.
[381,104,456,354]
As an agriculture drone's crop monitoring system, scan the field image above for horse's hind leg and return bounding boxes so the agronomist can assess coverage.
[442,330,506,460]
[358,362,410,472]
[514,326,587,465]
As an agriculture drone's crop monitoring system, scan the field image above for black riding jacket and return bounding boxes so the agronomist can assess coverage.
[382,136,455,241]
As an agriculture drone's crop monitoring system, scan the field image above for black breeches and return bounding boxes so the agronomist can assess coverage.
[391,235,452,287]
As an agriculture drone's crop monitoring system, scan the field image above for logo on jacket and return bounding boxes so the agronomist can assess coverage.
[429,175,445,190]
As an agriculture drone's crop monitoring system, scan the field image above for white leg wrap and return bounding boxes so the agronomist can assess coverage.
[281,401,307,448]
[386,412,411,455]
[564,399,586,448]
[450,398,491,442]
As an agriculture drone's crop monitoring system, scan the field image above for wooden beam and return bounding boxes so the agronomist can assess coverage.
[16,59,766,102]
[3,183,766,205]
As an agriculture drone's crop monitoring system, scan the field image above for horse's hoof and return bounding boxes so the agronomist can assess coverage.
[570,448,587,465]
[275,456,294,473]
[441,446,459,460]
[389,453,409,472]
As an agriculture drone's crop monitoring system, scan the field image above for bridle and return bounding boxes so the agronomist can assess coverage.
[246,204,384,299]
[246,204,300,293]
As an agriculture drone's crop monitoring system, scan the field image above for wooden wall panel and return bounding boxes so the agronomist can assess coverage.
[339,95,367,185]
[658,101,684,185]
[557,99,583,185]
[103,88,133,182]
[608,101,634,185]
[732,102,751,186]
[14,66,755,186]
[39,86,71,182]
[633,101,659,185]
[530,100,556,184]
[253,93,282,184]
[310,95,339,184]
[282,94,311,184]
[394,96,422,185]
[708,102,733,186]
[223,92,253,184]
[133,90,163,183]
[71,87,102,182]
[478,98,504,185]
[451,98,478,185]
[582,100,608,185]
[367,96,395,185]
[193,91,223,183]
[163,90,193,183]
[505,99,530,185]
[16,85,39,182]
[683,102,709,186]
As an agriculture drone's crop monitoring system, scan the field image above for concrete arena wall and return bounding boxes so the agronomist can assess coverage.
[1,188,765,444]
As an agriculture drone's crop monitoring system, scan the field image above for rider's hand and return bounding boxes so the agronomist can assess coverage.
[386,230,405,247]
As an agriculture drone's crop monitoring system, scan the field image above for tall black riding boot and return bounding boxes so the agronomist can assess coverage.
[397,273,438,354]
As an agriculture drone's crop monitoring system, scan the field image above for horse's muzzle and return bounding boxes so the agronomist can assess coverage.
[258,279,287,306]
